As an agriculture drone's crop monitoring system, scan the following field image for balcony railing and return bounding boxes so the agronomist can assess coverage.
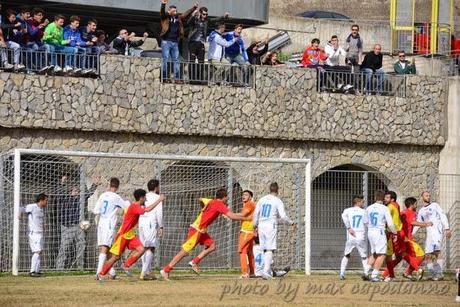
[0,47,100,77]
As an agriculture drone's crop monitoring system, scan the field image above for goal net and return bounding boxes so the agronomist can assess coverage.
[0,149,310,275]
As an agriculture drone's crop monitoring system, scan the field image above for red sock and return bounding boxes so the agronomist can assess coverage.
[163,264,173,273]
[123,254,140,269]
[100,262,113,276]
[409,256,423,271]
[386,259,395,278]
[193,256,201,265]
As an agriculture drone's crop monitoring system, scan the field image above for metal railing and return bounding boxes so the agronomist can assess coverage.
[160,60,256,88]
[0,47,100,77]
[317,68,407,97]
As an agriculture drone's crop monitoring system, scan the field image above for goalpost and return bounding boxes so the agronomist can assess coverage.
[1,148,311,276]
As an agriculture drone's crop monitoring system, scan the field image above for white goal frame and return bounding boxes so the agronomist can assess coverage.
[10,148,312,276]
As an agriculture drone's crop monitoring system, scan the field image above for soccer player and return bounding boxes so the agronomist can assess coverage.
[160,188,247,281]
[238,190,256,278]
[97,189,165,279]
[339,195,369,280]
[414,191,451,280]
[253,182,295,280]
[20,193,48,277]
[363,190,396,282]
[93,177,130,278]
[400,197,432,281]
[139,179,163,280]
[253,236,291,278]
[382,191,405,282]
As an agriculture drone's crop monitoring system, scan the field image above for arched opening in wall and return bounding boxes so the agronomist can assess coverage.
[159,161,243,269]
[311,164,391,270]
[0,154,82,272]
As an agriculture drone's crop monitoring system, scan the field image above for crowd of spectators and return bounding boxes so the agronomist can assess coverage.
[0,1,418,87]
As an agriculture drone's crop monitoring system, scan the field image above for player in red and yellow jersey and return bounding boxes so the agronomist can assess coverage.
[382,191,405,281]
[401,197,432,280]
[98,189,165,279]
[238,190,256,278]
[160,188,247,280]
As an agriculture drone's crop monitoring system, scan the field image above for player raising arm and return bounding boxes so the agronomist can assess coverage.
[97,189,165,280]
[363,190,396,282]
[20,193,49,277]
[93,177,130,279]
[413,191,451,281]
[253,182,295,280]
[339,195,369,280]
[160,187,248,281]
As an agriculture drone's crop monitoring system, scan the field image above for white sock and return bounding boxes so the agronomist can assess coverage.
[361,258,369,274]
[434,259,443,275]
[371,269,379,278]
[427,262,435,276]
[263,251,273,276]
[340,256,348,276]
[35,254,41,273]
[109,267,116,276]
[141,250,153,274]
[97,253,107,274]
[31,253,39,273]
[147,249,154,273]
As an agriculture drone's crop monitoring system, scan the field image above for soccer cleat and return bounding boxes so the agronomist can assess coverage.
[262,272,273,280]
[29,272,40,278]
[249,274,257,278]
[160,269,170,281]
[96,273,107,284]
[361,274,370,281]
[109,274,120,281]
[274,266,291,278]
[402,273,415,281]
[371,276,382,282]
[383,276,393,283]
[139,272,156,281]
[339,274,345,280]
[188,261,200,275]
[239,273,250,279]
[122,266,133,277]
[416,269,424,281]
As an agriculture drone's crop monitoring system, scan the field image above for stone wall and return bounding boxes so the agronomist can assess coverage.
[0,55,448,146]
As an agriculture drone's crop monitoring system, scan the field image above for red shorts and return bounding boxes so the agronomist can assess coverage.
[109,234,143,256]
[182,227,214,253]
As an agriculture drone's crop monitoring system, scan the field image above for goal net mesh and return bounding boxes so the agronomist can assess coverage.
[0,152,307,273]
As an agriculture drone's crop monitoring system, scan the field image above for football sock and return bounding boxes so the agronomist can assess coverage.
[434,259,443,275]
[361,258,369,274]
[263,251,273,276]
[248,251,255,275]
[163,264,173,273]
[124,254,141,269]
[192,256,201,265]
[31,253,39,273]
[142,250,153,274]
[97,253,106,274]
[427,262,434,277]
[240,253,249,275]
[35,254,41,273]
[100,262,112,276]
[340,256,348,276]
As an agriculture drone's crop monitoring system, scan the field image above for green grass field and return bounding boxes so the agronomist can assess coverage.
[0,272,458,306]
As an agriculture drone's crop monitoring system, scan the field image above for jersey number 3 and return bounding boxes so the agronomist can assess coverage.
[102,200,109,215]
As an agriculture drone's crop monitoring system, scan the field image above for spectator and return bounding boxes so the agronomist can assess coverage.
[43,14,76,74]
[56,175,100,270]
[64,15,90,73]
[345,24,363,72]
[94,30,115,54]
[187,7,228,82]
[208,22,239,83]
[394,50,416,74]
[79,18,98,74]
[17,7,31,46]
[111,29,148,55]
[223,24,249,66]
[262,51,284,67]
[159,0,197,82]
[324,35,347,67]
[301,38,327,68]
[24,8,49,72]
[1,9,24,71]
[361,44,384,95]
[247,35,269,65]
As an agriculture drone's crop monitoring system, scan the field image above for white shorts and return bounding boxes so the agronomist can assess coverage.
[97,224,116,247]
[139,226,160,248]
[424,234,443,254]
[29,232,43,253]
[258,223,277,251]
[368,228,387,254]
[344,236,367,258]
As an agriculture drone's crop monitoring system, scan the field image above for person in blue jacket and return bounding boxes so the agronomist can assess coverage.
[223,24,250,85]
[64,15,89,72]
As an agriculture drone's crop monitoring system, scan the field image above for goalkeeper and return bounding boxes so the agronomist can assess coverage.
[160,188,249,280]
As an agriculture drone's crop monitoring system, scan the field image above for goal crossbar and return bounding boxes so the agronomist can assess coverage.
[9,148,312,276]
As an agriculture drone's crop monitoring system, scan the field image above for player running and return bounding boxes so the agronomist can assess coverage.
[138,179,163,280]
[413,191,451,280]
[97,189,165,280]
[382,191,404,282]
[400,197,432,281]
[363,190,396,282]
[253,182,295,280]
[339,195,369,280]
[93,177,130,278]
[238,190,256,278]
[20,193,49,277]
[160,188,247,281]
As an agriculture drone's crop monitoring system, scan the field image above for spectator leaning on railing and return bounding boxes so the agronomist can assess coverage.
[223,24,249,66]
[64,16,92,73]
[94,30,115,54]
[394,50,416,75]
[208,22,239,84]
[361,44,384,95]
[301,38,327,68]
[325,35,347,67]
[159,0,197,82]
[111,29,148,56]
[24,8,48,49]
[262,51,284,67]
[1,9,25,71]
